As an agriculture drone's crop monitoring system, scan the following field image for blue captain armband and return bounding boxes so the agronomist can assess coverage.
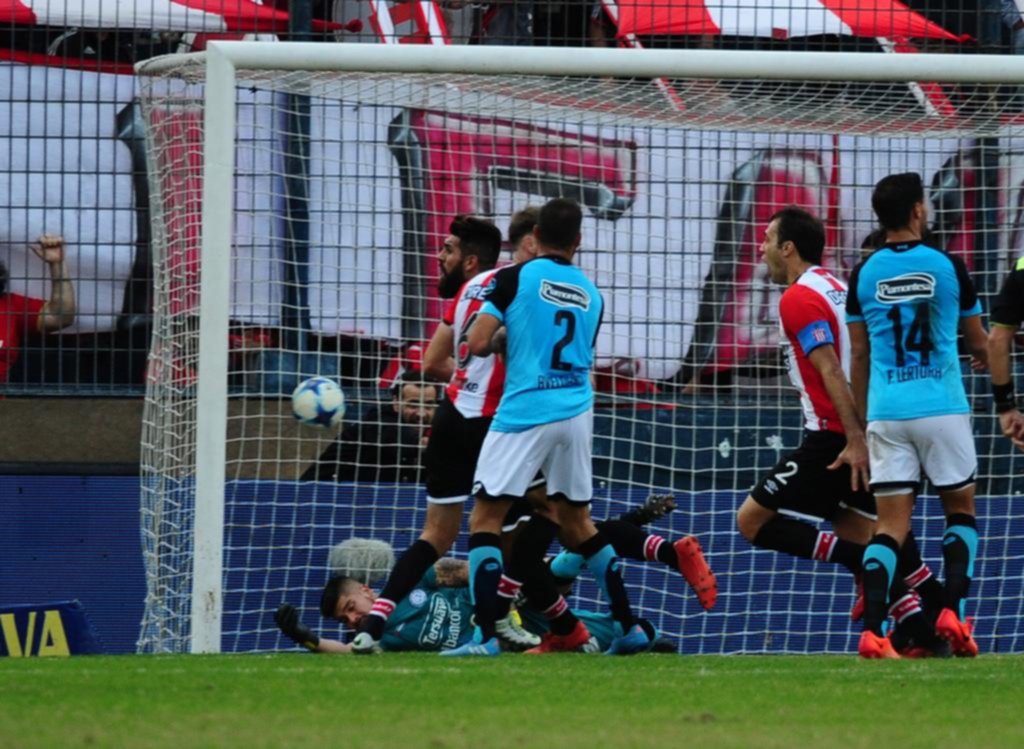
[796,320,834,355]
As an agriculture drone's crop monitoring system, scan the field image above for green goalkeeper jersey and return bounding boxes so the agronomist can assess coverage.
[380,568,475,652]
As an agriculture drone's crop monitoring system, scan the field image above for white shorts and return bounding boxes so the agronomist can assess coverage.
[472,410,593,504]
[866,413,977,495]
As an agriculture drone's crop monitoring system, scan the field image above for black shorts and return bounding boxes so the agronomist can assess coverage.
[502,499,535,532]
[423,399,492,502]
[750,430,876,521]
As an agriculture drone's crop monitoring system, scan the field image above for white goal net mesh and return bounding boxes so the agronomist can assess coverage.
[136,50,1024,654]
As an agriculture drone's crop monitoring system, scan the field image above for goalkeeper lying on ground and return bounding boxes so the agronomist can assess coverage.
[276,495,703,653]
[277,554,679,654]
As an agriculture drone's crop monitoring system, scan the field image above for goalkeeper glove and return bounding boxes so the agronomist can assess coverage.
[275,603,320,652]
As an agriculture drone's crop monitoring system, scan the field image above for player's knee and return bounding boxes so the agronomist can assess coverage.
[420,524,457,555]
[422,504,463,552]
[832,509,873,546]
[469,499,509,534]
[736,500,763,543]
[941,487,976,518]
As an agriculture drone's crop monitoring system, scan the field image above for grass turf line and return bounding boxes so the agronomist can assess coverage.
[1,654,1022,749]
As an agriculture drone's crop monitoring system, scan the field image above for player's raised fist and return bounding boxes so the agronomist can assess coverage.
[31,234,65,265]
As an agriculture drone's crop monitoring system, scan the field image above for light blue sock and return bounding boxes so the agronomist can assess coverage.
[468,544,503,606]
[943,524,978,619]
[862,539,898,635]
[549,551,585,580]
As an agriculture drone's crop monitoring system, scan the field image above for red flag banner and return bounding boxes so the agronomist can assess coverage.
[616,0,967,42]
[1,0,340,33]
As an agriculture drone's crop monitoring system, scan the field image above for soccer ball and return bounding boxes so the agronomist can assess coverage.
[291,377,345,429]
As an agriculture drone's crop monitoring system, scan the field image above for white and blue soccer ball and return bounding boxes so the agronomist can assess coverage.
[291,376,346,429]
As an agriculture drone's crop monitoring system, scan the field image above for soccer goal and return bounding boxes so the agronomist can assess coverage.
[135,43,1024,655]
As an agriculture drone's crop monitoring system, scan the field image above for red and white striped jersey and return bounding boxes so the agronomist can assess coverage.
[442,268,506,419]
[778,266,851,434]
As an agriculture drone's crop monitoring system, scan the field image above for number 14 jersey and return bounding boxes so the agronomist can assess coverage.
[846,241,981,422]
[479,255,604,433]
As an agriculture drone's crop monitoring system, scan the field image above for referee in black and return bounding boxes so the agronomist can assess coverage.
[988,258,1024,451]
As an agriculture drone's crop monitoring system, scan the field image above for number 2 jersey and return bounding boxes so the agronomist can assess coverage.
[846,241,981,422]
[778,266,851,434]
[442,268,506,419]
[479,255,604,433]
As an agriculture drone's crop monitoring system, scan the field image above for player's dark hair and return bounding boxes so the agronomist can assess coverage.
[449,215,502,270]
[320,575,358,619]
[0,260,7,296]
[770,206,825,265]
[872,172,925,231]
[508,206,540,247]
[536,198,582,251]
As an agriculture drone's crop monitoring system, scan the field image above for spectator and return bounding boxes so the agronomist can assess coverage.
[588,3,614,48]
[1,234,76,385]
[1004,0,1024,106]
[301,371,443,482]
[480,2,534,46]
[1005,1,1024,59]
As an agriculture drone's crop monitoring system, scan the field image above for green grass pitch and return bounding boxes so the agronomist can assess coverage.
[2,654,1022,748]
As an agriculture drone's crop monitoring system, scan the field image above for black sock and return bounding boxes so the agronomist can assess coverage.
[655,540,678,567]
[890,589,940,648]
[942,513,978,615]
[594,519,648,561]
[579,532,636,630]
[862,533,900,636]
[512,519,578,638]
[509,516,561,579]
[363,538,439,639]
[524,589,579,636]
[898,531,944,615]
[494,576,519,622]
[752,517,863,574]
[468,532,504,639]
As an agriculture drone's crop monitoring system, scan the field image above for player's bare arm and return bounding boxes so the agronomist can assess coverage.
[423,321,455,382]
[433,557,470,587]
[31,234,76,332]
[313,637,353,654]
[466,313,503,357]
[274,603,353,654]
[961,315,989,370]
[989,324,1024,449]
[848,321,870,425]
[808,344,869,491]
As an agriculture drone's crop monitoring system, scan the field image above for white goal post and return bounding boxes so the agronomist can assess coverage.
[137,43,1024,655]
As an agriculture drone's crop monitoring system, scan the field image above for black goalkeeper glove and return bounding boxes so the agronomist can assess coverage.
[275,604,320,652]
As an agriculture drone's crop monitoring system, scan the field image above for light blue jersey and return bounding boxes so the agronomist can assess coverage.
[480,256,604,432]
[380,568,474,652]
[846,241,981,422]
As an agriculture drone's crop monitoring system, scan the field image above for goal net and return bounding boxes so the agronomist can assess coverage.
[135,44,1024,654]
